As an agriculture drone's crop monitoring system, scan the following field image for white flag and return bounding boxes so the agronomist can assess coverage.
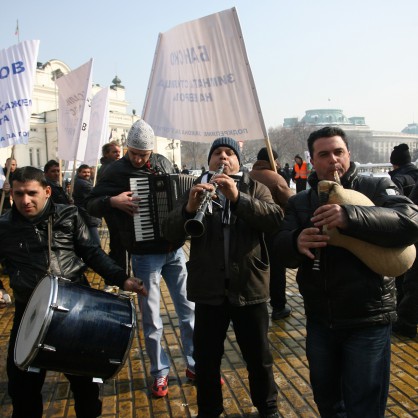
[83,87,109,166]
[142,7,266,143]
[0,40,40,147]
[56,59,93,161]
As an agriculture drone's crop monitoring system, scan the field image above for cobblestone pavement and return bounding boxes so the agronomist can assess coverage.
[0,229,417,417]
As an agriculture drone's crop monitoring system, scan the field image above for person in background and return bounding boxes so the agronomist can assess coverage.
[0,166,146,418]
[388,143,418,338]
[181,164,190,174]
[1,158,17,214]
[96,141,127,269]
[389,143,418,197]
[163,137,283,418]
[97,140,121,182]
[291,154,308,193]
[73,164,102,246]
[249,147,294,320]
[86,119,195,398]
[173,163,180,173]
[282,163,292,187]
[275,126,418,417]
[44,160,72,205]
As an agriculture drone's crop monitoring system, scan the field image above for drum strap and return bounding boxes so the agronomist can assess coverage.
[46,215,53,275]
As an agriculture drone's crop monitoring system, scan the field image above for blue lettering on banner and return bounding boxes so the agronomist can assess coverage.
[173,92,213,102]
[0,130,29,142]
[170,45,210,65]
[0,61,26,79]
[0,115,10,125]
[158,74,235,89]
[204,129,249,137]
[0,99,32,114]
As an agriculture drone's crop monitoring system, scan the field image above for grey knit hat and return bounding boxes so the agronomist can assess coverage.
[126,120,155,150]
[208,137,241,164]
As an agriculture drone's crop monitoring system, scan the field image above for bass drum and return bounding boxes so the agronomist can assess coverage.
[14,275,136,380]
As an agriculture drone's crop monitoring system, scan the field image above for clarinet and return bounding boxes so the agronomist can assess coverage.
[184,164,225,237]
[312,171,341,271]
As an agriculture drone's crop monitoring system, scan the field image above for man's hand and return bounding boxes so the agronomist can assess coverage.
[123,277,147,296]
[213,174,239,203]
[2,181,10,194]
[311,204,348,230]
[0,289,12,308]
[109,192,140,216]
[185,183,215,213]
[297,227,329,260]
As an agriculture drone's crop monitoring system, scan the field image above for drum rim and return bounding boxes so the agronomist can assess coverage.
[112,296,137,380]
[14,275,58,369]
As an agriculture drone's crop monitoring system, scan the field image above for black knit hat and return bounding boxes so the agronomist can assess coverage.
[208,137,241,164]
[257,147,278,161]
[390,143,411,166]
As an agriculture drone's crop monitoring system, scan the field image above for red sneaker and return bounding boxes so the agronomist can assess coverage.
[152,375,168,397]
[186,368,225,385]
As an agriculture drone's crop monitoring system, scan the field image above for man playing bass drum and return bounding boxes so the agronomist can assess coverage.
[0,166,146,418]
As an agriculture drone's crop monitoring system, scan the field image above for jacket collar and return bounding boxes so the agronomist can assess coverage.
[308,161,358,192]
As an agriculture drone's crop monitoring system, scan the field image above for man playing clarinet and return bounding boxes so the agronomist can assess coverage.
[275,126,418,417]
[163,137,283,418]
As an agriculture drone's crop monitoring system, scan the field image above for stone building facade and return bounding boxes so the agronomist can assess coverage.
[0,59,181,169]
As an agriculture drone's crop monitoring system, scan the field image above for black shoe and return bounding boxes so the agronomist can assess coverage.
[259,412,280,418]
[272,305,292,320]
[392,321,417,338]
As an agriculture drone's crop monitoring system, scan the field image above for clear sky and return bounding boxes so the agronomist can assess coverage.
[2,0,418,133]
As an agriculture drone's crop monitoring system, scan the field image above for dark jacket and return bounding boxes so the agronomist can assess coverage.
[162,172,283,306]
[86,153,181,255]
[1,168,15,213]
[0,200,128,303]
[97,156,115,183]
[389,163,418,197]
[73,177,101,227]
[275,162,418,329]
[46,179,72,205]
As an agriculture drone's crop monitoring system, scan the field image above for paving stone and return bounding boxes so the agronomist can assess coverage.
[1,233,418,417]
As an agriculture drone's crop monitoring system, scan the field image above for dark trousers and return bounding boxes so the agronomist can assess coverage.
[266,235,287,310]
[194,301,277,417]
[105,212,129,273]
[8,303,102,418]
[295,178,307,193]
[306,320,391,418]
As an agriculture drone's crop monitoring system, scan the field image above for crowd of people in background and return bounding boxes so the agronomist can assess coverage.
[1,124,418,418]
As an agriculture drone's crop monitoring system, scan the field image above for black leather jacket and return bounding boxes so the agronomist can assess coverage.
[389,163,418,197]
[275,162,418,328]
[73,177,101,227]
[0,200,128,303]
[86,153,182,255]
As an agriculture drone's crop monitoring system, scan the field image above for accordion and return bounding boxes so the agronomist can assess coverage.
[129,174,196,243]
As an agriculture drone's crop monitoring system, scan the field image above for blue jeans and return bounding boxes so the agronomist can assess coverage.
[131,249,195,378]
[306,320,391,418]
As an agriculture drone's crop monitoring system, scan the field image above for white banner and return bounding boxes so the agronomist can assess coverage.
[56,59,93,161]
[142,7,266,143]
[83,87,109,166]
[0,40,40,148]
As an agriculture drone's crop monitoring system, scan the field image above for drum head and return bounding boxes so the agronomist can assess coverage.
[15,275,56,367]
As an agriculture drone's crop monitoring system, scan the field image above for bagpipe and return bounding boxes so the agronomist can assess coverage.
[315,179,416,277]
